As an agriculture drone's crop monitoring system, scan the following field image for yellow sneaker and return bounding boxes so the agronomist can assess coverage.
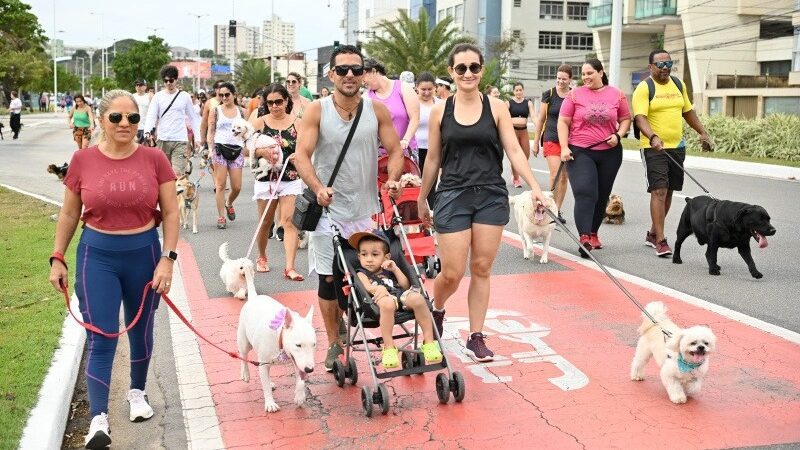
[421,341,442,363]
[382,347,400,368]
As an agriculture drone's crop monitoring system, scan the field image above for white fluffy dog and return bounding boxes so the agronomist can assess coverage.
[237,267,317,413]
[219,242,254,300]
[230,118,283,179]
[510,191,557,263]
[400,173,422,187]
[630,301,717,404]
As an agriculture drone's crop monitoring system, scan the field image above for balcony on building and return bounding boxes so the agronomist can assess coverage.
[634,0,678,22]
[587,0,612,27]
[587,0,676,30]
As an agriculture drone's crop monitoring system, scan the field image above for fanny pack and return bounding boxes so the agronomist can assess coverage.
[292,99,364,231]
[215,143,242,161]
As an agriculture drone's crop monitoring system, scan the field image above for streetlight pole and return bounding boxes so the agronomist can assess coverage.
[52,0,57,108]
[77,57,86,94]
[188,14,208,91]
[270,0,275,83]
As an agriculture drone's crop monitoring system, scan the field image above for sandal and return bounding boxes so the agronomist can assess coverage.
[256,256,270,273]
[284,268,304,281]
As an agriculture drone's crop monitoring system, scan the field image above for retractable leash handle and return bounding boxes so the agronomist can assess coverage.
[662,150,717,200]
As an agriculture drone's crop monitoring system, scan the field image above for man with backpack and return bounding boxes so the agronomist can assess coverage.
[633,49,713,257]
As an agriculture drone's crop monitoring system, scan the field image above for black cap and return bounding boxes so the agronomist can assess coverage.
[348,229,390,250]
[134,79,146,86]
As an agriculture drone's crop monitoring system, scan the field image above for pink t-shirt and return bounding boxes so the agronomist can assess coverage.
[559,86,631,150]
[64,145,176,231]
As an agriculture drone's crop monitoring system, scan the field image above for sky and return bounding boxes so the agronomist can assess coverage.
[26,0,345,58]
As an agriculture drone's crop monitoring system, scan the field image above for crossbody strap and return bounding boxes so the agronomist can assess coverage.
[326,99,364,187]
[161,90,183,118]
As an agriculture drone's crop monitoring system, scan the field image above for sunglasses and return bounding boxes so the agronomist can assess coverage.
[266,98,285,107]
[286,79,299,85]
[163,78,175,83]
[452,63,482,76]
[108,112,140,124]
[653,61,674,69]
[333,64,365,76]
[218,92,232,98]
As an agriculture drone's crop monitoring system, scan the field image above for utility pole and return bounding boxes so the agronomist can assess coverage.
[52,0,57,107]
[270,0,275,83]
[188,15,208,91]
[609,0,623,88]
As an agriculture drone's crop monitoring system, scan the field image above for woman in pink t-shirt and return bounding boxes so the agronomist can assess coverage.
[557,59,631,257]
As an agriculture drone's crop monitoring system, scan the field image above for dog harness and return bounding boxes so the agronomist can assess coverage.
[270,308,291,364]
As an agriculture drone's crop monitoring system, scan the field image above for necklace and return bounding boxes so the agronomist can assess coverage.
[332,96,358,120]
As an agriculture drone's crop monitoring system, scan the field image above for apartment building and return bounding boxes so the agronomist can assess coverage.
[588,0,800,117]
[791,0,800,85]
[263,16,296,58]
[213,22,261,61]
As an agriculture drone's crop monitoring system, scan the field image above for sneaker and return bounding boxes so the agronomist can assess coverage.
[276,226,284,241]
[225,204,236,221]
[466,332,494,362]
[421,341,443,363]
[578,234,593,258]
[655,239,673,257]
[589,232,603,249]
[432,308,446,338]
[84,413,111,449]
[217,217,227,229]
[557,211,567,224]
[382,347,400,368]
[645,231,657,248]
[324,342,343,372]
[127,389,154,422]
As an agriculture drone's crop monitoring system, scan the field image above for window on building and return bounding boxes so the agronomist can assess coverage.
[438,9,445,21]
[764,97,800,116]
[514,0,522,6]
[566,2,589,20]
[540,1,564,19]
[708,97,722,116]
[512,29,522,39]
[759,19,793,40]
[511,59,521,69]
[538,61,561,80]
[455,4,464,22]
[565,32,593,50]
[447,6,454,17]
[539,31,563,49]
[569,62,582,78]
[760,60,791,76]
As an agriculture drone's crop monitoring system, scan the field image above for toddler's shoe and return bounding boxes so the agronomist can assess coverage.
[382,347,400,368]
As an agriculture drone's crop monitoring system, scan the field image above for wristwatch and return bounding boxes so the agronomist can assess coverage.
[161,250,178,261]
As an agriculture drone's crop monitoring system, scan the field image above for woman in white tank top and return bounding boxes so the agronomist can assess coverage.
[206,82,246,229]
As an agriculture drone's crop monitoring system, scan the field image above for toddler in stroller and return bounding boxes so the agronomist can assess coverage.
[349,229,442,368]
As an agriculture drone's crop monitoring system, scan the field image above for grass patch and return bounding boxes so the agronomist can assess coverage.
[0,188,79,449]
[620,138,800,168]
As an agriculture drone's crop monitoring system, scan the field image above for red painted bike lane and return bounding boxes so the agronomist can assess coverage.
[176,238,800,449]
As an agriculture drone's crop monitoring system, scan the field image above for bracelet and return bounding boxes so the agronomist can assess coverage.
[49,251,67,269]
[650,134,659,141]
[614,133,620,141]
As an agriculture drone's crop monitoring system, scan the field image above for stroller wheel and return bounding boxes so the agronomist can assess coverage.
[452,371,466,402]
[346,357,358,386]
[435,373,450,404]
[413,352,425,371]
[401,352,414,373]
[377,383,390,415]
[425,256,440,279]
[361,385,374,417]
[333,360,345,388]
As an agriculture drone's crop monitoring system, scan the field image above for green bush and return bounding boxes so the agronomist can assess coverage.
[683,114,800,161]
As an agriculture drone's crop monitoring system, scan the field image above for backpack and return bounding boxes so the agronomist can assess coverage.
[633,75,683,140]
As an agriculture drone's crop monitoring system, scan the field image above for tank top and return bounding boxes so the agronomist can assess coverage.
[415,100,436,149]
[261,121,299,182]
[316,96,380,221]
[438,94,505,192]
[368,80,416,149]
[72,110,91,128]
[509,98,530,118]
[133,93,150,121]
[541,88,567,143]
[213,106,243,146]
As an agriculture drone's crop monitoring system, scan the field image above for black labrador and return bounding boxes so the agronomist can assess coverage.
[672,195,776,278]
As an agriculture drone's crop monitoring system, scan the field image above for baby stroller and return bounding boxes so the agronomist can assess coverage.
[329,211,465,417]
[375,155,440,279]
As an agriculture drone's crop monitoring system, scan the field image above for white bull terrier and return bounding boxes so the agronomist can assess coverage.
[237,267,317,413]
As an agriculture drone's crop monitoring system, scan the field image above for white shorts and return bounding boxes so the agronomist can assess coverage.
[308,215,374,276]
[252,179,303,201]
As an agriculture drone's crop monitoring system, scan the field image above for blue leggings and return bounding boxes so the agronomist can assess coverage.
[567,144,622,235]
[74,227,161,416]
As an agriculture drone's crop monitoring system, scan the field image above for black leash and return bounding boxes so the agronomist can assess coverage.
[661,150,717,200]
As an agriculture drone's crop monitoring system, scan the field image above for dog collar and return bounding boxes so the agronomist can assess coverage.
[677,353,702,373]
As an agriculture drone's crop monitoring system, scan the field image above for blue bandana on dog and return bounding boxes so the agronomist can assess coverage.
[677,353,702,373]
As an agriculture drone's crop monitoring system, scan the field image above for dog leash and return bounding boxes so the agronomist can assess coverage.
[543,210,672,338]
[245,162,289,259]
[662,150,717,200]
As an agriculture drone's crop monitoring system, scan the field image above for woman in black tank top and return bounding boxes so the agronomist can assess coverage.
[417,44,546,362]
[506,82,535,188]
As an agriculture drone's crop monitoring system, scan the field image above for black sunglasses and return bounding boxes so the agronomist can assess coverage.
[163,78,176,83]
[218,92,232,98]
[333,64,365,76]
[653,61,674,69]
[452,63,482,76]
[266,98,285,107]
[286,79,299,85]
[108,112,141,124]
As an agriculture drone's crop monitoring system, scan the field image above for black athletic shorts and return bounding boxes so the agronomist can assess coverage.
[641,147,686,193]
[433,184,509,233]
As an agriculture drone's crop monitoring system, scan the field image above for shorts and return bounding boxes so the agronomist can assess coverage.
[433,184,509,233]
[641,147,686,193]
[308,215,374,277]
[252,179,303,201]
[543,141,561,158]
[73,127,90,140]
[211,150,245,169]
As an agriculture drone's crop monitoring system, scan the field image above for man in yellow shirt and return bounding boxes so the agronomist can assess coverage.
[633,49,712,257]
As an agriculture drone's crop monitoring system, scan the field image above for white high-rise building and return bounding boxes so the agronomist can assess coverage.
[214,22,261,60]
[263,16,296,58]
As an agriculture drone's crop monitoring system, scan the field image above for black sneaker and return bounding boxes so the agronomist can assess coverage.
[276,226,284,241]
[466,332,494,362]
[432,308,445,338]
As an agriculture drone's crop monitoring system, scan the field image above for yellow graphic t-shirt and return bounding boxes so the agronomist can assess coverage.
[631,77,692,149]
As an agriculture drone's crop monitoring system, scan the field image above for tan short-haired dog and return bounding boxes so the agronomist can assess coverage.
[176,175,199,234]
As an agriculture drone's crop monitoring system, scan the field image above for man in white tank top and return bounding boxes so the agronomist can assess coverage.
[294,44,405,372]
[133,79,152,143]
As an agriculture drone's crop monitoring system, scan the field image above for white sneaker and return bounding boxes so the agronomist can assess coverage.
[84,413,111,449]
[127,388,154,422]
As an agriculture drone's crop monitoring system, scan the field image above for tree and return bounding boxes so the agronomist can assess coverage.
[0,0,50,100]
[489,32,526,78]
[88,75,118,92]
[199,49,216,58]
[235,58,272,96]
[111,36,171,90]
[478,59,505,96]
[362,9,474,76]
[27,65,81,94]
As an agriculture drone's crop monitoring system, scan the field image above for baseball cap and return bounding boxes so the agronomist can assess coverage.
[134,79,146,86]
[348,229,390,250]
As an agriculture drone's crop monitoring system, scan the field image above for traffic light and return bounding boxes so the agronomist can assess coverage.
[229,20,237,38]
[333,40,340,50]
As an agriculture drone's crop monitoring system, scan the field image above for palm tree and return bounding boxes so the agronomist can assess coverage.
[235,58,271,97]
[362,9,474,77]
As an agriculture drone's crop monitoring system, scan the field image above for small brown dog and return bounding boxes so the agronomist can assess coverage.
[176,175,199,234]
[47,162,69,180]
[604,194,625,224]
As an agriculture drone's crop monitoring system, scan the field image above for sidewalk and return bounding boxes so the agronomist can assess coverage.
[622,148,800,181]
